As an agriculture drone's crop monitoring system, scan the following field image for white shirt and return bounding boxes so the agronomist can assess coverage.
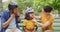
[8,17,16,29]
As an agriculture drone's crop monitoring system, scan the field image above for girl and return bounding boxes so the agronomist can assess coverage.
[23,8,37,32]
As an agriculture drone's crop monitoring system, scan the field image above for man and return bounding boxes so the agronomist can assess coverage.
[1,2,21,32]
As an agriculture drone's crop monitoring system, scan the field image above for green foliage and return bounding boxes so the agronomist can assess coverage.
[0,0,3,12]
[15,0,34,14]
[3,0,60,14]
[49,0,60,14]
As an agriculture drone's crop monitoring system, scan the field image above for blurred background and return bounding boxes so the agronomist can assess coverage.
[1,0,60,17]
[0,0,60,32]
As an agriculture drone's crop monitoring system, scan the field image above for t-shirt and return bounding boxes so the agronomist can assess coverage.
[41,12,54,30]
[23,19,36,29]
[8,17,16,29]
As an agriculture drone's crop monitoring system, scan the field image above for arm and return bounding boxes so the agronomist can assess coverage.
[2,14,15,28]
[34,20,51,28]
[23,20,27,30]
[32,19,43,26]
[34,16,41,20]
[41,16,54,28]
[16,12,20,23]
[17,16,20,23]
[35,21,43,26]
[41,21,50,28]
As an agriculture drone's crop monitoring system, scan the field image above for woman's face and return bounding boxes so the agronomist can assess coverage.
[29,13,34,19]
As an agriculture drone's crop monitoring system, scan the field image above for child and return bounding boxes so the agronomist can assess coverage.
[35,6,54,32]
[23,7,37,32]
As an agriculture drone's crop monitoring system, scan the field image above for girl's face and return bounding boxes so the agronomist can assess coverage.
[29,12,34,19]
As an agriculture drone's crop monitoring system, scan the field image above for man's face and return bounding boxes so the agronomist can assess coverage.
[13,8,18,15]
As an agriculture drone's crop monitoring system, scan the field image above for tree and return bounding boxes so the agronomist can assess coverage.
[15,0,34,14]
[50,0,60,14]
[3,0,60,15]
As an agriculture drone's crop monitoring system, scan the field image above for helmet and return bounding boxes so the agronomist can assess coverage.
[26,7,34,13]
[8,2,18,10]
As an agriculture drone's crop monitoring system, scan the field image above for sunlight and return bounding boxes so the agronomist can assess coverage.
[2,0,8,2]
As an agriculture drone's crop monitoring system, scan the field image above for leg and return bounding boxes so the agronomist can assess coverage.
[40,29,44,32]
[24,29,29,32]
[32,29,36,32]
[32,30,35,32]
[45,30,54,32]
[15,28,22,32]
[5,29,12,32]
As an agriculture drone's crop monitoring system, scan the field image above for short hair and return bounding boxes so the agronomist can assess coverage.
[25,12,33,20]
[44,6,53,13]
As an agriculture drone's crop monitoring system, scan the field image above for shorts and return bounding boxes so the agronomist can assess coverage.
[41,30,54,32]
[24,28,36,32]
[37,28,54,32]
[5,28,22,32]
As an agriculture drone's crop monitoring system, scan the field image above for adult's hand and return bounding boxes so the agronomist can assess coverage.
[2,14,15,28]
